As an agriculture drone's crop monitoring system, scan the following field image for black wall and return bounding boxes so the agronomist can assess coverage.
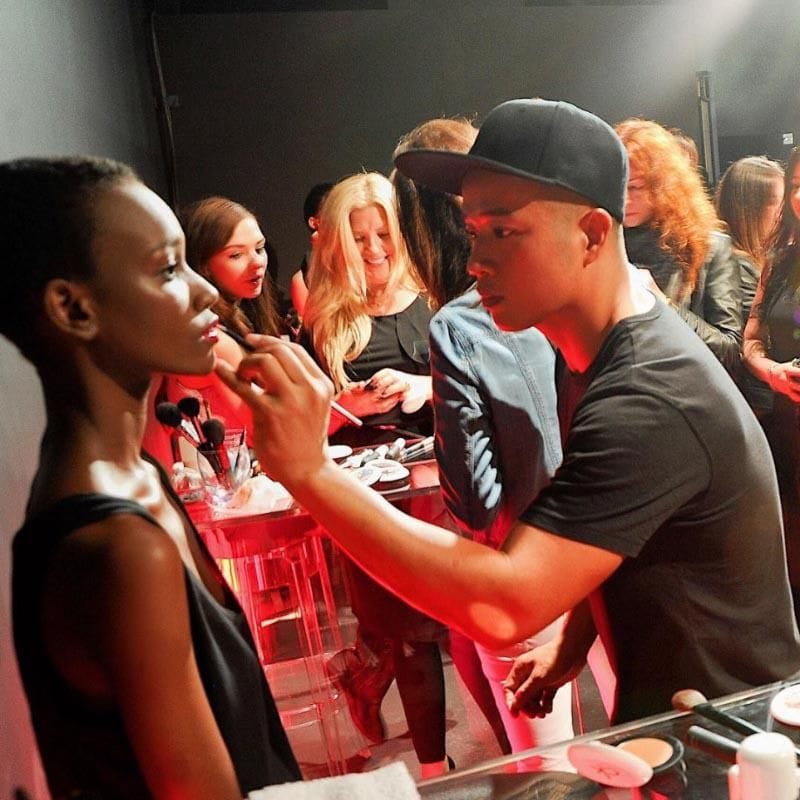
[154,0,800,289]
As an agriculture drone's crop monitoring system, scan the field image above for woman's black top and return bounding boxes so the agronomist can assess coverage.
[302,294,434,446]
[764,260,800,363]
[13,486,300,799]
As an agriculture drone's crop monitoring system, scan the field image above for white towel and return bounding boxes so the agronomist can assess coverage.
[247,762,420,800]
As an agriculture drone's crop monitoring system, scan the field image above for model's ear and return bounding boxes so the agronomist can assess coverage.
[42,278,99,340]
[578,207,613,265]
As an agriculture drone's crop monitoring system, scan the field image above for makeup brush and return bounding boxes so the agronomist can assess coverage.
[685,725,740,764]
[673,689,800,758]
[177,396,204,441]
[155,401,200,446]
[200,418,231,478]
[220,324,363,427]
[672,689,765,738]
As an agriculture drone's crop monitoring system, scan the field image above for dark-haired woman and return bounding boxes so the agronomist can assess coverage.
[743,147,800,616]
[144,197,284,465]
[716,156,784,411]
[3,157,299,799]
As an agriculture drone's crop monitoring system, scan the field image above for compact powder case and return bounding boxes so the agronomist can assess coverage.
[568,734,685,788]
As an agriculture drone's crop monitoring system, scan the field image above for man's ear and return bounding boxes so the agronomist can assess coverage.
[42,278,99,340]
[578,207,613,265]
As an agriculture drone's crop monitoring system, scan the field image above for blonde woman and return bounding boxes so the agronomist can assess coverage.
[303,172,432,445]
[302,172,451,777]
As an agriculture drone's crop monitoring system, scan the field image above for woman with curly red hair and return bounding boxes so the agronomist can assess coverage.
[616,119,742,374]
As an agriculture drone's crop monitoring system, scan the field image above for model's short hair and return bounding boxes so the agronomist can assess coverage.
[0,155,136,358]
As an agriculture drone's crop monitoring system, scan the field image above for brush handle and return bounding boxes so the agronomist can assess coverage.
[331,400,363,427]
[695,703,764,738]
[686,725,739,764]
[222,325,363,428]
[694,703,800,760]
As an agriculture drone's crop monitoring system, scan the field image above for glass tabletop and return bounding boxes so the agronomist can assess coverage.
[418,681,800,799]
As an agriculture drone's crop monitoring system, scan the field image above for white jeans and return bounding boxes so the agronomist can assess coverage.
[475,615,574,770]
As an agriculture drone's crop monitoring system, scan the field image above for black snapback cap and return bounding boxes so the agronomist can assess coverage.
[394,98,628,223]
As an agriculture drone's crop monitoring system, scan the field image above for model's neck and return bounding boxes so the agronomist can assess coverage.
[40,358,151,470]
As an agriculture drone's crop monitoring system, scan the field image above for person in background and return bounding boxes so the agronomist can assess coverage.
[669,126,700,170]
[289,181,334,320]
[302,172,450,777]
[303,172,433,446]
[218,99,800,727]
[3,156,300,800]
[392,116,576,765]
[716,155,784,411]
[143,196,283,465]
[616,118,743,374]
[742,146,800,617]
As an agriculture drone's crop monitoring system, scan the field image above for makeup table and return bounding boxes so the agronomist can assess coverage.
[418,680,800,799]
[187,457,444,777]
[188,455,441,547]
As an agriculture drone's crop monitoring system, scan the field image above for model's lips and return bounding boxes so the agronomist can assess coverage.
[364,256,388,266]
[200,317,220,344]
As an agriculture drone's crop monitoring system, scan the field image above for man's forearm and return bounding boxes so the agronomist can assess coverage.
[289,461,556,649]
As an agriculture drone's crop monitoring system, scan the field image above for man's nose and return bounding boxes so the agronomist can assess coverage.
[467,243,491,278]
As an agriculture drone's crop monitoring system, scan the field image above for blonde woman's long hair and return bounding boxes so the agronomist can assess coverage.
[304,172,421,390]
[616,118,720,296]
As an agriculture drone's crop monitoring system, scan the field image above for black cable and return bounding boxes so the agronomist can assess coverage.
[143,6,180,209]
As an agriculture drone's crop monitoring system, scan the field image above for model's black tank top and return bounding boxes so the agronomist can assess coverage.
[13,492,300,799]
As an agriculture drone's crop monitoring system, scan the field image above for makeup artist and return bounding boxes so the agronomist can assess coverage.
[219,99,800,727]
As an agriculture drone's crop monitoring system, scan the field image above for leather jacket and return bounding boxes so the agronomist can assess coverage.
[626,227,743,375]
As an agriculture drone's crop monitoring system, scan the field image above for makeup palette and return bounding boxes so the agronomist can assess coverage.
[568,734,685,788]
[770,684,800,727]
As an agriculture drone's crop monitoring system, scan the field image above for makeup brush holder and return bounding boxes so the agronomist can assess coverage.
[197,428,251,508]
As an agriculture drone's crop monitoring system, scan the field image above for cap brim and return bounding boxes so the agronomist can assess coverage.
[394,148,582,199]
[393,149,476,195]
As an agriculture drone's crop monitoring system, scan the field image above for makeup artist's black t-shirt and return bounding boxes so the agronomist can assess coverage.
[522,300,800,723]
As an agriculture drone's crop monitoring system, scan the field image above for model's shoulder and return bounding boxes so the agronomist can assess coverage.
[49,503,179,580]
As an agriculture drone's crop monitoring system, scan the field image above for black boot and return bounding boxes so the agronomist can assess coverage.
[325,634,394,743]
